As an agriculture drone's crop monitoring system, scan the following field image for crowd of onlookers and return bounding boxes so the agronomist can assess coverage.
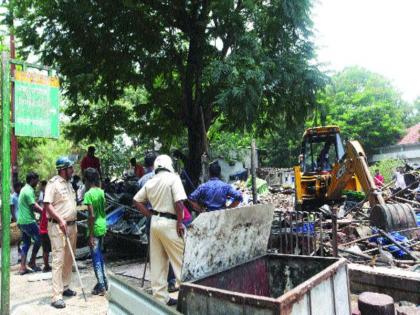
[9,144,245,309]
[9,146,110,309]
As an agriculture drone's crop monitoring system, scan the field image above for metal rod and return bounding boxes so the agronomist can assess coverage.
[295,212,299,254]
[378,229,419,261]
[393,196,420,207]
[363,240,420,254]
[319,213,324,256]
[340,226,420,247]
[10,33,17,183]
[332,207,338,257]
[312,215,316,256]
[251,139,257,204]
[306,212,311,255]
[325,244,372,260]
[10,58,51,71]
[141,242,150,287]
[1,51,11,315]
[291,212,295,254]
[66,235,87,302]
[279,212,283,253]
[300,211,305,254]
[284,212,289,254]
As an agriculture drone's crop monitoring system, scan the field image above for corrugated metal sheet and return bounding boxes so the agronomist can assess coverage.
[108,273,181,315]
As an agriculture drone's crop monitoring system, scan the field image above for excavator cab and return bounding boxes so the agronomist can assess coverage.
[294,126,417,233]
[294,126,361,210]
[300,126,345,173]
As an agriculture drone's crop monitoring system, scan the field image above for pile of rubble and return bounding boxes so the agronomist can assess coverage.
[255,166,420,271]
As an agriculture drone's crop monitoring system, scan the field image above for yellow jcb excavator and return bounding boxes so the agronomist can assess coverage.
[294,126,416,231]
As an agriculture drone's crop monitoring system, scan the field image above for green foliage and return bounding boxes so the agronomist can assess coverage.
[342,190,365,201]
[317,66,406,154]
[403,97,420,128]
[207,118,252,163]
[8,0,327,183]
[17,137,75,181]
[369,158,405,184]
[257,122,305,167]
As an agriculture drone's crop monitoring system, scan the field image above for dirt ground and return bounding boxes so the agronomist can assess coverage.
[6,241,173,315]
[9,261,108,315]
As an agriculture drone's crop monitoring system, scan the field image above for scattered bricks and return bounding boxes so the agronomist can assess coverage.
[358,292,395,315]
[396,306,420,315]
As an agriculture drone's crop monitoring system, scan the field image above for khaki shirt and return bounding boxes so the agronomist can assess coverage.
[44,175,77,221]
[133,171,187,215]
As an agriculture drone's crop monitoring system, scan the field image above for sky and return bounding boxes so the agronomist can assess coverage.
[312,0,420,101]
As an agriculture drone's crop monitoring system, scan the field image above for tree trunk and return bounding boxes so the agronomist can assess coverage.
[358,292,395,315]
[181,4,211,189]
[185,123,205,191]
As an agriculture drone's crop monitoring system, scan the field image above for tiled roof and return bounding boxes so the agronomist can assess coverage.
[398,123,420,144]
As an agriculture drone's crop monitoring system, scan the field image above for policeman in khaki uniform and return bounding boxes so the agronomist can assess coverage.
[133,155,187,306]
[44,157,78,309]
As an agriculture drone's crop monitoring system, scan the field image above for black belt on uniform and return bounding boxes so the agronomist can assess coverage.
[48,218,76,225]
[150,210,177,220]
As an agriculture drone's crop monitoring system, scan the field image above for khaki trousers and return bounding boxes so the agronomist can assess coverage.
[150,216,184,303]
[48,222,77,302]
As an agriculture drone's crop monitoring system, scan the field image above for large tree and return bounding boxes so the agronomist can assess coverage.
[317,66,406,155]
[8,0,326,184]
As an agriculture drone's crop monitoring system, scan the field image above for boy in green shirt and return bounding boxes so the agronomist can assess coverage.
[83,167,108,295]
[18,172,43,274]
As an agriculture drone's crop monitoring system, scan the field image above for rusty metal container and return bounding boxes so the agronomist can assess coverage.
[178,205,350,315]
[178,254,349,315]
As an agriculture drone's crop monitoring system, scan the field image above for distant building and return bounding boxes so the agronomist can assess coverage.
[398,123,420,145]
[257,168,295,187]
[370,123,420,166]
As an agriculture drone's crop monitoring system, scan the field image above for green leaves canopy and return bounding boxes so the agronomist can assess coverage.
[8,0,327,182]
[317,66,406,154]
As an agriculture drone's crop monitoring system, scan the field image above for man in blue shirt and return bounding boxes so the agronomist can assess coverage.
[189,162,243,212]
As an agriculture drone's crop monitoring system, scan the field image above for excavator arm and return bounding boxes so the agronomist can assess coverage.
[326,141,385,206]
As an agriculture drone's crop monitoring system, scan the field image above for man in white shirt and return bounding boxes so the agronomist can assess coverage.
[394,167,406,190]
[133,155,186,306]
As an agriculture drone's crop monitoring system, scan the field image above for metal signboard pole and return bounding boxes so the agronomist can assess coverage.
[1,51,11,315]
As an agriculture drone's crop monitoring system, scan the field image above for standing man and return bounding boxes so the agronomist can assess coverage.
[137,152,178,293]
[188,162,243,212]
[44,157,78,309]
[130,157,145,178]
[10,181,22,222]
[393,167,406,192]
[80,146,101,178]
[11,181,23,262]
[374,169,384,188]
[38,180,52,272]
[137,152,157,189]
[133,155,187,306]
[17,172,43,274]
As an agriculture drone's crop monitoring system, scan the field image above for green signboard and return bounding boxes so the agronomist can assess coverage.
[14,70,60,138]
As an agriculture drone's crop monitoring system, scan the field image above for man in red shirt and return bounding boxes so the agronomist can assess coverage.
[130,158,144,178]
[374,169,384,188]
[81,146,101,178]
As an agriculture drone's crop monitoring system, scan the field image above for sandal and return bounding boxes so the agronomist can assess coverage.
[19,269,32,275]
[29,265,42,272]
[43,266,52,272]
[91,287,106,296]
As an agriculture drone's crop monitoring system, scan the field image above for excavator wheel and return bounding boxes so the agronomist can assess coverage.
[369,203,417,232]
